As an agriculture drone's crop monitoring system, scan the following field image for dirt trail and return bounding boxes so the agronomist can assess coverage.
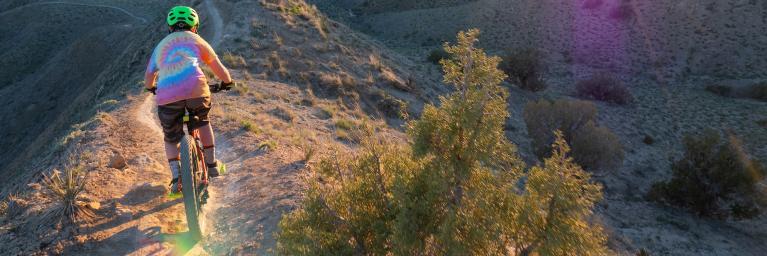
[204,0,224,47]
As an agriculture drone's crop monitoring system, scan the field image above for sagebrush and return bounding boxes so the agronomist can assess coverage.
[500,48,547,92]
[427,48,451,65]
[524,99,624,170]
[648,130,766,219]
[576,73,633,105]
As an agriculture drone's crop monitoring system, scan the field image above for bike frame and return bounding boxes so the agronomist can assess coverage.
[184,114,209,188]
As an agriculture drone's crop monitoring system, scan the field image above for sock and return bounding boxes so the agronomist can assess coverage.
[204,146,216,166]
[169,160,180,179]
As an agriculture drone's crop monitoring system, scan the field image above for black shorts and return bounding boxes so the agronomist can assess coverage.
[158,97,211,143]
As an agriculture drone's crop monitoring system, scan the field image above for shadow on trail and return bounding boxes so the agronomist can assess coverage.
[86,198,182,234]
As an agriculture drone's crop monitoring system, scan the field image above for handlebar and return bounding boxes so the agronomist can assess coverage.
[146,80,236,95]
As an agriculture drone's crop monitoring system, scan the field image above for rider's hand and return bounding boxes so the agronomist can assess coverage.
[146,87,157,95]
[220,80,235,91]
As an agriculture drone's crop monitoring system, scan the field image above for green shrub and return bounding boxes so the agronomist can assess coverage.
[370,90,408,119]
[524,99,624,170]
[610,0,635,20]
[705,84,732,97]
[571,122,625,170]
[576,73,633,105]
[648,130,766,219]
[643,135,655,145]
[278,29,608,255]
[582,0,603,9]
[747,82,767,101]
[427,48,451,64]
[500,48,547,92]
[523,99,596,157]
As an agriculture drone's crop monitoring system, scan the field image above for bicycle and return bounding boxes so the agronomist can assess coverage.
[147,81,233,238]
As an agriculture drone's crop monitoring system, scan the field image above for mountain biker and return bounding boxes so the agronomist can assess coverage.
[144,6,233,193]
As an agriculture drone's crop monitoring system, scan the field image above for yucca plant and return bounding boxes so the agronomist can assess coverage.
[41,165,93,223]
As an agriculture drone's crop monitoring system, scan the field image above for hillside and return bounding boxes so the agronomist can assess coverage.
[313,0,767,255]
[1,0,766,255]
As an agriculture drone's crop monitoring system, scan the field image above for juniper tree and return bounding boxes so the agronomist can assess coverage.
[277,29,608,256]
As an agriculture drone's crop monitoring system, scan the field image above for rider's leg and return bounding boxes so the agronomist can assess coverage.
[198,123,217,165]
[158,100,185,183]
[165,142,181,179]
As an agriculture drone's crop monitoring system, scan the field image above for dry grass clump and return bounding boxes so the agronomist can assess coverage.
[269,106,296,122]
[258,140,278,151]
[1,194,26,220]
[297,132,317,163]
[314,104,335,119]
[334,118,357,131]
[41,165,94,223]
[378,68,409,91]
[223,52,247,68]
[314,72,344,98]
[524,99,624,170]
[241,120,262,134]
[319,73,342,87]
[576,73,634,105]
[368,54,383,71]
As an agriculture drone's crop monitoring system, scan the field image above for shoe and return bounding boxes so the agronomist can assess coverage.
[168,177,182,198]
[207,160,225,178]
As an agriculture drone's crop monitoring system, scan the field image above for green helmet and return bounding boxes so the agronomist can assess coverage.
[167,6,199,27]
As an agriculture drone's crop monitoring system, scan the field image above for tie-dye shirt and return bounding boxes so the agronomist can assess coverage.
[146,31,218,105]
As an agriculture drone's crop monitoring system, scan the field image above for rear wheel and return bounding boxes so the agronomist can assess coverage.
[180,135,202,239]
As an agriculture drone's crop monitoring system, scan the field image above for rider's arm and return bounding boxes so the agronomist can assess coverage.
[145,50,159,89]
[145,71,158,90]
[197,38,233,84]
